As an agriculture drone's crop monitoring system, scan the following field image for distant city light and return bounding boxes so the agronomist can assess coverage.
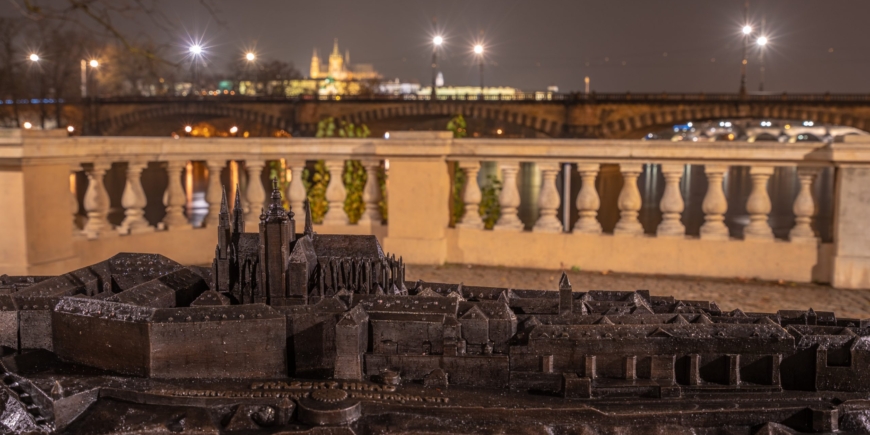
[229,126,238,134]
[496,128,503,135]
[28,53,39,62]
[803,121,814,127]
[88,59,99,68]
[384,132,390,139]
[756,36,768,46]
[761,121,773,127]
[189,45,203,55]
[67,125,75,133]
[245,52,255,62]
[23,121,32,129]
[742,25,753,35]
[184,125,193,133]
[433,36,443,46]
[473,44,484,55]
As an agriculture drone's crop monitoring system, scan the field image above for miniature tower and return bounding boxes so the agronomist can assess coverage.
[258,179,296,305]
[559,272,573,316]
[232,185,245,235]
[303,198,315,240]
[213,187,233,292]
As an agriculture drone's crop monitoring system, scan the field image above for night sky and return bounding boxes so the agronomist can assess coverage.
[11,0,870,93]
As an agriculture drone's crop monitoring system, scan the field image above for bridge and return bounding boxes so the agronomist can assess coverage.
[44,93,870,137]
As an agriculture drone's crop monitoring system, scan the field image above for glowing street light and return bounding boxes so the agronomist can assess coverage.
[473,44,483,54]
[28,53,39,62]
[756,36,768,46]
[229,126,239,135]
[431,35,444,99]
[23,121,32,129]
[88,59,99,68]
[245,52,255,62]
[189,44,203,55]
[184,125,192,133]
[742,25,753,35]
[473,44,485,92]
[81,59,100,98]
[67,125,75,133]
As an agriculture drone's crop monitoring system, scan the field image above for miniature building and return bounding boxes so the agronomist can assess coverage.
[1,181,870,433]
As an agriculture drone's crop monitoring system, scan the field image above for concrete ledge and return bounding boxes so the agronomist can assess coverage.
[832,255,870,289]
[445,228,827,283]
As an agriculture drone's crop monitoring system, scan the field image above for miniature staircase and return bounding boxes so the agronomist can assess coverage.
[1,369,51,431]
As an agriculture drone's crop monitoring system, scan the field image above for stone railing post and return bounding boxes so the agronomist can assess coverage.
[699,165,729,240]
[244,160,266,225]
[69,165,80,236]
[204,160,225,228]
[493,162,523,232]
[789,168,819,243]
[322,160,349,225]
[533,163,563,233]
[456,161,483,229]
[81,162,112,239]
[744,166,775,241]
[162,160,192,231]
[656,164,686,237]
[358,160,383,225]
[613,163,644,236]
[573,163,602,234]
[286,160,307,216]
[831,138,870,288]
[118,161,152,235]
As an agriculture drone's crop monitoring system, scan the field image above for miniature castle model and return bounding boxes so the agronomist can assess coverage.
[1,182,869,434]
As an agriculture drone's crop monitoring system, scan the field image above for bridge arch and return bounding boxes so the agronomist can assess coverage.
[327,102,564,137]
[601,103,870,139]
[97,103,292,136]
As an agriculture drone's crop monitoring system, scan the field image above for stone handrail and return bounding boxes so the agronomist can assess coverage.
[2,130,870,290]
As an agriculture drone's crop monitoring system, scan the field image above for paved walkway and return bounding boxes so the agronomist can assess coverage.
[406,264,870,320]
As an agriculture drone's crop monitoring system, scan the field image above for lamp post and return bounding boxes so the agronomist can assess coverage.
[739,0,751,97]
[431,36,442,100]
[28,53,46,129]
[473,44,484,96]
[81,59,99,98]
[190,44,203,94]
[756,36,768,92]
[245,51,256,96]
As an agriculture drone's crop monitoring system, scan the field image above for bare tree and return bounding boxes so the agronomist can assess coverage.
[0,17,24,126]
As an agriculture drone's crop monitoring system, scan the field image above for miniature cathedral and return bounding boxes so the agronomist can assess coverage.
[212,180,406,307]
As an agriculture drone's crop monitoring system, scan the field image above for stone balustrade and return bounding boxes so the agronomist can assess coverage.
[2,129,870,290]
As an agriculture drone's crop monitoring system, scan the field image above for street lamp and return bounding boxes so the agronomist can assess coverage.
[81,59,99,98]
[756,36,768,92]
[431,36,443,99]
[29,53,39,62]
[27,53,47,128]
[189,44,203,94]
[742,25,753,35]
[473,44,484,94]
[245,52,255,62]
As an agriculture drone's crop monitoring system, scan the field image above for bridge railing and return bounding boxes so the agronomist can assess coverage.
[2,130,870,290]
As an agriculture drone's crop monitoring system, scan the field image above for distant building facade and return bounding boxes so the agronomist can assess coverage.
[310,39,380,81]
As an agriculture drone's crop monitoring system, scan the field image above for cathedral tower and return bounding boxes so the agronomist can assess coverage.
[257,179,296,305]
[310,48,321,79]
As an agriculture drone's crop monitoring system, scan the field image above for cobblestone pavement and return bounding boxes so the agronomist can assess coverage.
[406,264,870,320]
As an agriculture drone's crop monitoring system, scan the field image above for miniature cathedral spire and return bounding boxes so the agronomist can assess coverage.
[261,178,289,223]
[304,198,315,240]
[559,271,573,316]
[232,184,244,233]
[219,186,229,225]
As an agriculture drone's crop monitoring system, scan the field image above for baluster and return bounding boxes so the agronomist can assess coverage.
[81,162,112,239]
[573,163,602,234]
[533,163,563,233]
[493,162,523,232]
[322,160,349,225]
[358,159,383,225]
[204,160,225,228]
[69,165,80,236]
[286,160,307,216]
[699,165,729,240]
[613,163,644,236]
[656,164,686,237]
[119,161,152,234]
[744,166,775,241]
[789,168,819,243]
[244,160,266,225]
[456,161,483,229]
[162,160,192,230]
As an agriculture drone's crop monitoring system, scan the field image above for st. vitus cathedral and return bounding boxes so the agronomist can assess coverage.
[1,181,869,434]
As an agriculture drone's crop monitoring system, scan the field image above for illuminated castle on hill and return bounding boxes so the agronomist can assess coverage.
[310,39,380,81]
